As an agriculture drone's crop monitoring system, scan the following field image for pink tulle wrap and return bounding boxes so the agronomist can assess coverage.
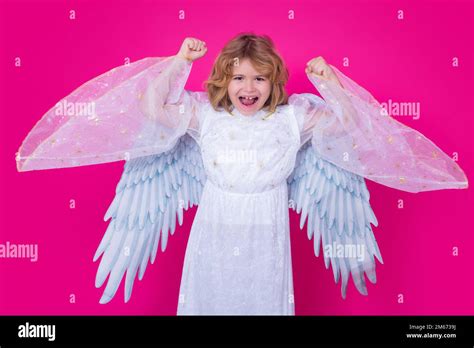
[297,65,468,193]
[16,55,193,171]
[16,55,468,194]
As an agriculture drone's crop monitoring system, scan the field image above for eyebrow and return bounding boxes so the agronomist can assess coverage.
[232,74,266,77]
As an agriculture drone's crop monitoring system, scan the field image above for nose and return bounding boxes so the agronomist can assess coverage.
[243,79,257,92]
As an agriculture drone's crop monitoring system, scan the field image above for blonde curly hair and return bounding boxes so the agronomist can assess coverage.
[204,32,289,117]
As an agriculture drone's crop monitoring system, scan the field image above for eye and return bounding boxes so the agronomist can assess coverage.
[233,76,265,81]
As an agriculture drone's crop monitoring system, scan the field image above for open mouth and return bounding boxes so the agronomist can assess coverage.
[239,96,259,107]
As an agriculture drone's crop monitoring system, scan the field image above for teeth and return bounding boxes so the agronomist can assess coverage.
[240,96,257,100]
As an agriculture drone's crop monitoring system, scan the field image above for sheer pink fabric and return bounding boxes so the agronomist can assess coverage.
[16,55,202,171]
[290,65,468,193]
[17,54,468,194]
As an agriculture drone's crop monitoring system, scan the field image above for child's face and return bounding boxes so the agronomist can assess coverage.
[228,58,272,116]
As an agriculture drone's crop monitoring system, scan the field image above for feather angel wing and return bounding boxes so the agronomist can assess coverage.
[287,63,468,298]
[288,142,381,298]
[15,54,209,303]
[94,134,206,303]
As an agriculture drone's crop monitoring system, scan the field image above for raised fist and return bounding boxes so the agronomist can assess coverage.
[305,56,336,82]
[177,37,207,62]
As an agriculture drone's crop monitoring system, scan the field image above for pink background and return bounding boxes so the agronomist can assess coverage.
[0,0,472,315]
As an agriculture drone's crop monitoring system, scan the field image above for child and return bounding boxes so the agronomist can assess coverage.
[16,33,468,315]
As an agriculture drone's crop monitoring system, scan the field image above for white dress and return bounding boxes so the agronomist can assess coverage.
[177,103,301,315]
